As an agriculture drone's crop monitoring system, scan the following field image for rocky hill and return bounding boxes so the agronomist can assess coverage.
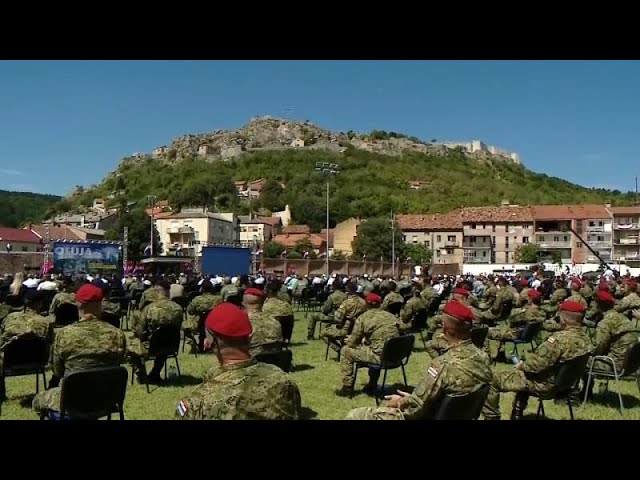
[121,116,519,166]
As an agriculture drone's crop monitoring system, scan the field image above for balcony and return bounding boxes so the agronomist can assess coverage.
[586,241,611,249]
[586,225,605,233]
[614,238,639,245]
[536,241,571,249]
[614,223,640,230]
[178,226,194,234]
[464,257,491,264]
[462,245,492,250]
[444,241,459,247]
[464,228,494,236]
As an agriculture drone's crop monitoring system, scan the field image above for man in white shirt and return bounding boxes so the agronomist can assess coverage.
[36,274,58,291]
[23,274,40,289]
[312,275,324,286]
[327,274,336,287]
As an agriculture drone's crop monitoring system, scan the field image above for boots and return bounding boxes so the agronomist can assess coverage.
[494,350,507,363]
[510,393,528,420]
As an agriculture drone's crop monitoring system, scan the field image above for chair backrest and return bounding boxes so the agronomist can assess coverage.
[254,349,293,373]
[423,384,491,420]
[553,355,590,394]
[4,294,24,309]
[3,335,49,372]
[172,296,189,310]
[101,312,121,329]
[39,290,58,314]
[496,299,514,319]
[518,322,543,342]
[386,302,404,317]
[380,335,415,367]
[412,309,428,330]
[148,325,181,357]
[622,341,640,375]
[277,315,294,344]
[55,302,80,326]
[471,326,489,348]
[59,366,128,418]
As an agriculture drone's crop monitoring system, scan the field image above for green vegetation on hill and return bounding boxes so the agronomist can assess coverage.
[0,190,61,228]
[57,147,636,232]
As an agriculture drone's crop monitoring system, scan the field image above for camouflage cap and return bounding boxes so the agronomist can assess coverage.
[222,286,240,301]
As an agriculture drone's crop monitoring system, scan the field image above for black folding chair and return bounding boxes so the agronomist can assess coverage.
[407,309,429,348]
[254,349,293,373]
[54,302,79,327]
[494,322,542,365]
[386,302,404,317]
[42,366,128,420]
[471,326,489,349]
[531,354,590,420]
[422,384,491,420]
[111,296,131,330]
[39,290,57,315]
[276,315,294,348]
[132,325,182,393]
[101,312,121,329]
[2,335,49,398]
[582,341,640,414]
[351,334,416,400]
[4,294,24,311]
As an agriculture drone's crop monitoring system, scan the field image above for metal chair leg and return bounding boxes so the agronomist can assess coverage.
[36,370,40,393]
[536,399,545,419]
[401,365,408,387]
[175,356,181,377]
[583,360,596,405]
[325,340,330,361]
[567,398,575,420]
[42,370,47,391]
[612,363,624,415]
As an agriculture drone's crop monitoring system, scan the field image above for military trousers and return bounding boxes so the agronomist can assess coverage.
[340,345,381,388]
[488,324,522,343]
[308,312,335,337]
[345,405,404,420]
[482,369,550,420]
[425,332,448,360]
[32,387,62,415]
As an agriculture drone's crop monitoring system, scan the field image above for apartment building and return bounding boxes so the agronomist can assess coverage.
[608,206,640,265]
[531,205,611,264]
[238,215,282,247]
[460,205,534,264]
[396,213,464,265]
[155,208,238,257]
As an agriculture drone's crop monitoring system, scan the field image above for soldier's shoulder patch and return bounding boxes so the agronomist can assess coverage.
[427,366,440,378]
[177,399,189,417]
[547,336,556,344]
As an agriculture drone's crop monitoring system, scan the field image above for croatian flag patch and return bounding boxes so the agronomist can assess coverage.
[178,399,189,417]
[428,366,439,378]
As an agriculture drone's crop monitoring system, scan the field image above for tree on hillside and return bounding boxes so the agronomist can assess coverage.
[290,196,326,232]
[405,243,432,264]
[258,179,286,212]
[351,217,406,261]
[263,241,285,258]
[106,208,162,261]
[514,243,540,263]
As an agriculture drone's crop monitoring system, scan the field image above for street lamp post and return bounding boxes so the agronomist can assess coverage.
[314,162,340,277]
[147,194,157,257]
[391,210,396,279]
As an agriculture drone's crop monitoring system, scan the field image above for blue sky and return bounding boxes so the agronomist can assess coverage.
[0,60,638,196]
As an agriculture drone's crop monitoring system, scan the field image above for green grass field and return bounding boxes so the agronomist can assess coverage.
[1,311,639,420]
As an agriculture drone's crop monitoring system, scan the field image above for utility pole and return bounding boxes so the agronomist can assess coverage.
[391,210,395,278]
[147,195,157,257]
[314,162,340,277]
[123,226,128,274]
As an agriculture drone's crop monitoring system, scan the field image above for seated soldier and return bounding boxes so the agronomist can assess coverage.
[541,278,568,317]
[381,281,404,314]
[262,280,294,320]
[128,285,184,384]
[336,293,400,397]
[48,276,76,316]
[490,289,546,363]
[1,290,54,401]
[32,284,127,416]
[567,278,588,307]
[583,282,610,328]
[176,302,301,420]
[399,287,427,332]
[184,280,222,353]
[476,277,515,325]
[515,278,530,308]
[321,282,367,347]
[242,288,283,356]
[482,300,592,420]
[582,290,640,400]
[613,279,640,317]
[307,281,347,340]
[346,301,492,420]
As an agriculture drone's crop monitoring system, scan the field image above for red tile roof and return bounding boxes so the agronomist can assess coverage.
[28,225,83,241]
[608,206,640,216]
[258,216,282,227]
[531,204,609,220]
[460,206,533,223]
[273,233,326,249]
[283,224,310,234]
[0,227,42,244]
[396,212,463,231]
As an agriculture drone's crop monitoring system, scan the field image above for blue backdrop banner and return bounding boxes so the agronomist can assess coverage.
[52,242,121,276]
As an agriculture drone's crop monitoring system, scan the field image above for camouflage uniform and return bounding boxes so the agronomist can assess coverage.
[480,284,498,309]
[580,284,594,305]
[590,309,639,373]
[308,290,347,337]
[139,287,164,310]
[184,293,221,331]
[128,299,184,380]
[346,339,493,420]
[426,301,484,359]
[488,304,546,342]
[467,293,480,309]
[361,280,374,295]
[32,314,127,414]
[321,294,367,339]
[381,292,404,313]
[420,285,438,310]
[482,325,592,420]
[220,284,234,301]
[339,309,400,388]
[248,311,283,355]
[262,296,294,319]
[542,287,568,316]
[614,292,640,318]
[399,296,427,331]
[515,288,530,308]
[102,299,121,317]
[477,287,515,324]
[278,284,292,304]
[567,292,588,308]
[49,292,76,316]
[176,358,301,420]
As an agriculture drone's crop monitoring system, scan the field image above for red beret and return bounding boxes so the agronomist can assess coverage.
[596,290,615,304]
[559,301,586,313]
[528,289,541,299]
[205,303,252,338]
[76,284,103,303]
[365,293,382,304]
[598,283,609,291]
[443,300,475,323]
[571,279,582,289]
[452,288,470,297]
[243,288,263,297]
[626,280,637,290]
[520,278,529,287]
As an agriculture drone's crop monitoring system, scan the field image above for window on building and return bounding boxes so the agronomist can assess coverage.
[563,235,568,242]
[472,251,477,257]
[481,224,486,229]
[446,248,453,255]
[538,235,545,242]
[436,250,441,257]
[597,235,604,242]
[425,240,430,248]
[412,235,418,244]
[492,236,496,247]
[553,236,560,242]
[492,225,496,232]
[22,246,28,252]
[523,236,529,244]
[436,235,441,243]
[471,224,476,229]
[505,237,509,248]
[577,242,583,248]
[470,236,476,243]
[482,251,487,257]
[403,235,407,242]
[447,235,456,242]
[588,221,595,227]
[598,221,604,227]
